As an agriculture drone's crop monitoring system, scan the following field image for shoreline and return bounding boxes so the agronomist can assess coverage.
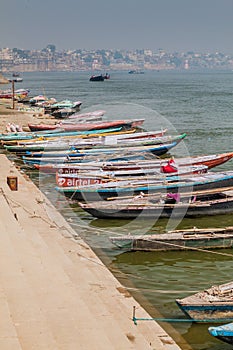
[0,99,57,133]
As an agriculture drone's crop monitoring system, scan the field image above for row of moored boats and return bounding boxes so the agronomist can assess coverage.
[2,109,233,345]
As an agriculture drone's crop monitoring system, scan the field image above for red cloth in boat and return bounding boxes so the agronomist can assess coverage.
[161,159,178,173]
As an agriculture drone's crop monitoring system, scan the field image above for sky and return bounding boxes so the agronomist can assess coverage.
[1,0,233,53]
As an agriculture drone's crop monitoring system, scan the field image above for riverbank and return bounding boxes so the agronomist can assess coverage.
[0,100,183,349]
[0,100,56,132]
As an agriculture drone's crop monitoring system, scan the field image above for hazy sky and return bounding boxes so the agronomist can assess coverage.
[1,0,233,53]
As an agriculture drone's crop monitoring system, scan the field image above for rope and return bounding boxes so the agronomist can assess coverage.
[132,316,233,325]
[132,307,233,325]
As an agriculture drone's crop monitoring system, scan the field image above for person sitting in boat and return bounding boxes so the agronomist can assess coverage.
[166,192,181,203]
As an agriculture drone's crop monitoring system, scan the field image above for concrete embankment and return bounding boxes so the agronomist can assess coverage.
[0,154,182,349]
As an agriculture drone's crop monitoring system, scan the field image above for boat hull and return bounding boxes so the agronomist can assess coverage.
[56,173,233,201]
[176,303,233,321]
[209,323,233,345]
[109,228,233,253]
[79,199,233,219]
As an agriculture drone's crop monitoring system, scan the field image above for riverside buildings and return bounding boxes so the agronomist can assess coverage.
[1,46,233,72]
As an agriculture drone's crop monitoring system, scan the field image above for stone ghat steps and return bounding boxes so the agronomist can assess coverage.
[0,154,182,350]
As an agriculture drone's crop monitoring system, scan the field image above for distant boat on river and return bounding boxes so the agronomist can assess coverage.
[89,73,110,81]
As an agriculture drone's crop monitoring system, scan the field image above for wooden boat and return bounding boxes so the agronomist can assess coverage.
[209,322,233,345]
[61,115,103,123]
[35,152,233,175]
[56,164,207,187]
[109,227,233,252]
[0,127,127,144]
[22,134,186,158]
[176,280,233,321]
[0,88,29,99]
[78,187,233,219]
[99,152,233,172]
[89,75,105,81]
[67,110,106,119]
[3,129,169,153]
[3,129,167,151]
[55,171,233,202]
[128,70,144,74]
[28,119,144,132]
[44,100,82,114]
[22,139,184,167]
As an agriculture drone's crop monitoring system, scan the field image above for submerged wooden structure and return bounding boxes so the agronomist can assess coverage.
[109,226,233,251]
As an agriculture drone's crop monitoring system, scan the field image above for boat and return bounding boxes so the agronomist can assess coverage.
[28,95,55,106]
[66,110,106,120]
[109,227,233,252]
[33,152,233,175]
[27,118,145,132]
[44,100,82,114]
[209,322,233,345]
[103,73,110,79]
[89,75,105,81]
[23,134,186,157]
[12,72,20,77]
[78,187,233,219]
[128,70,145,74]
[0,88,29,99]
[89,73,110,81]
[176,280,233,322]
[55,170,233,202]
[0,127,127,144]
[56,164,207,188]
[22,139,185,167]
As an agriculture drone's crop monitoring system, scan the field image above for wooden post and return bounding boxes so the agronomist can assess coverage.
[12,80,15,109]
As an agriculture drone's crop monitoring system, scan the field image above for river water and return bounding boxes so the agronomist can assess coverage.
[14,70,233,349]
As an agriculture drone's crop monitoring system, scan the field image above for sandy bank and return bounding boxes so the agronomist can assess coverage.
[0,99,57,133]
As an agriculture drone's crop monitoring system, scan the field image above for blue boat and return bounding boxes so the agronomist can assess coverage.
[209,322,233,345]
[56,171,233,202]
[0,127,124,142]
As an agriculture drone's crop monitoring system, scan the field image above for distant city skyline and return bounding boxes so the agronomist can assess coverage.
[1,0,233,54]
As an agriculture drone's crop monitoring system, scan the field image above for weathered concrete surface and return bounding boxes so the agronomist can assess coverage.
[0,154,182,350]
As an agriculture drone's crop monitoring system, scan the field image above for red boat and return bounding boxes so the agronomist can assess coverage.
[0,88,29,99]
[28,119,145,132]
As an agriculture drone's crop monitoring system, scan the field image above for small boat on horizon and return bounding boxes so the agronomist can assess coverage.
[128,70,145,74]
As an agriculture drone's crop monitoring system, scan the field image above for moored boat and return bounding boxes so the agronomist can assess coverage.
[176,280,233,322]
[33,152,233,175]
[55,170,233,202]
[27,118,145,132]
[209,322,233,345]
[109,227,233,253]
[78,187,233,219]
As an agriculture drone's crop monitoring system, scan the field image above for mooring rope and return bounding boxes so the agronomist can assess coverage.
[132,306,233,325]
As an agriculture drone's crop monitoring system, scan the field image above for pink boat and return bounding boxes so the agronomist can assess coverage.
[28,119,145,132]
